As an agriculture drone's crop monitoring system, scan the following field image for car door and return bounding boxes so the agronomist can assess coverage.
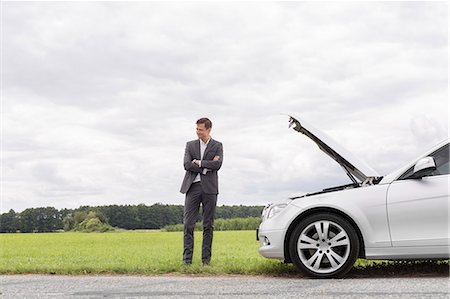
[386,144,449,247]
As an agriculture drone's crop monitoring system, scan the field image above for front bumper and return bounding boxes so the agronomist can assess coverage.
[257,200,302,261]
[257,227,285,260]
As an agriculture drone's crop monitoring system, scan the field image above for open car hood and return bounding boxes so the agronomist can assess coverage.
[288,115,380,183]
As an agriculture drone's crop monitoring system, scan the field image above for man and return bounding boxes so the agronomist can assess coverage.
[180,117,223,265]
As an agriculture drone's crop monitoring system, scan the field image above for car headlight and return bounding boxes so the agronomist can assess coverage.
[266,203,288,219]
[261,204,270,221]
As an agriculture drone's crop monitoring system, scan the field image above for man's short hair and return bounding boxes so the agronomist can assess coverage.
[196,118,212,129]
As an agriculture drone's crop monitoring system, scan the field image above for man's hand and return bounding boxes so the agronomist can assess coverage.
[213,156,220,161]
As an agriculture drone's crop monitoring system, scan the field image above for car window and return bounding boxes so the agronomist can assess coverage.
[398,144,449,180]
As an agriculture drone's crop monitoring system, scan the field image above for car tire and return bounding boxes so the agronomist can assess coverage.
[288,212,360,278]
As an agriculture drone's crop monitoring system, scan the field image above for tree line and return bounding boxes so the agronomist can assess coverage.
[0,204,264,233]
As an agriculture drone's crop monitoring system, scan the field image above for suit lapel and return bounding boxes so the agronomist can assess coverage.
[203,138,214,158]
[195,139,201,159]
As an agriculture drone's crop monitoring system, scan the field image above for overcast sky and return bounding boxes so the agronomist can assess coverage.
[2,2,448,213]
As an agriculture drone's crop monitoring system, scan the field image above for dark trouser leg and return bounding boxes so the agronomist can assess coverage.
[183,183,201,263]
[201,192,217,264]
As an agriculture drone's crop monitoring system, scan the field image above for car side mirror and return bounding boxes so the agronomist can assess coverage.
[412,156,436,179]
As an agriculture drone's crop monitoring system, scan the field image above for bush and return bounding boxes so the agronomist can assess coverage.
[68,211,115,233]
[161,217,261,232]
[73,211,88,226]
[76,217,114,233]
[162,224,184,232]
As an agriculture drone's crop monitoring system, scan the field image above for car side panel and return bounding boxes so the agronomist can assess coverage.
[366,246,449,259]
[386,174,449,247]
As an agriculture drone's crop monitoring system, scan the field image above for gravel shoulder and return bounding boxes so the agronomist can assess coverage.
[1,274,449,298]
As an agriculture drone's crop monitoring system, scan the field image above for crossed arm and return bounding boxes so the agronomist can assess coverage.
[183,143,223,173]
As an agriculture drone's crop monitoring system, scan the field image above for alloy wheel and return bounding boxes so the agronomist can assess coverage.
[297,220,350,274]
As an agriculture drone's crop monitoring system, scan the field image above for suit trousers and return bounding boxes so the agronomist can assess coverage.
[183,182,217,264]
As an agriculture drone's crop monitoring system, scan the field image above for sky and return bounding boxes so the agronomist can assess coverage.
[2,2,448,213]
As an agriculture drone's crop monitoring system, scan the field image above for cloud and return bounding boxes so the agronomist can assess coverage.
[410,114,446,145]
[2,2,448,212]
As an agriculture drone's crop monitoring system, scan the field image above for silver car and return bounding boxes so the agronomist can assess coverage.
[257,115,449,278]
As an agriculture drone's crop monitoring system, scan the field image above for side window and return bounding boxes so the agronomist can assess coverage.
[432,144,449,175]
[399,144,449,180]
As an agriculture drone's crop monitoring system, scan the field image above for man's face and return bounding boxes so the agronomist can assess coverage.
[196,123,211,140]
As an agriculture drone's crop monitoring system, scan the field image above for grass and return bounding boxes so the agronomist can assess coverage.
[0,230,448,277]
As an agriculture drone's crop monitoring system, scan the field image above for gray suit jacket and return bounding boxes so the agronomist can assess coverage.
[180,138,223,194]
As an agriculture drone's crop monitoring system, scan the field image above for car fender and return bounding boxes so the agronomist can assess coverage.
[288,185,392,249]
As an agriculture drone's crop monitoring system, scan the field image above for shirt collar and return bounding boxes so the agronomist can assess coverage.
[199,137,211,146]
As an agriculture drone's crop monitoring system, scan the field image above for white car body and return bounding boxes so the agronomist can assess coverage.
[258,115,449,273]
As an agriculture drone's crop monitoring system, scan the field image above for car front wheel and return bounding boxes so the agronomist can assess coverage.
[289,212,360,278]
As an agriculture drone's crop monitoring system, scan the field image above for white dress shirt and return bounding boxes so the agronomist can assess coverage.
[193,137,210,183]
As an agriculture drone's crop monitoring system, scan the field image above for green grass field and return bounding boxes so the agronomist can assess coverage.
[0,230,447,276]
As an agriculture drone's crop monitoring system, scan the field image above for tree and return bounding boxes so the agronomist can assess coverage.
[34,207,62,232]
[5,204,265,232]
[0,209,19,233]
[63,216,75,231]
[19,209,36,233]
[18,207,63,233]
